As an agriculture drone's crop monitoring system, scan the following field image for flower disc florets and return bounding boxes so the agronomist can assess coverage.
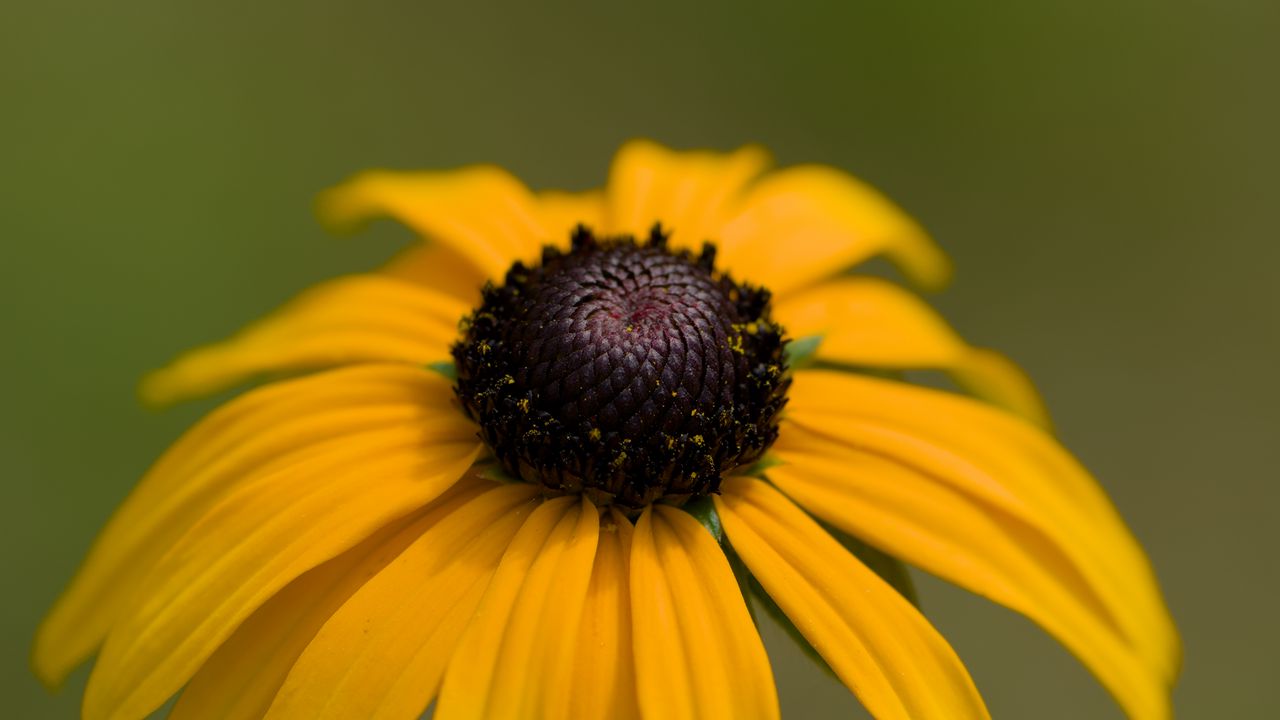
[453,225,789,511]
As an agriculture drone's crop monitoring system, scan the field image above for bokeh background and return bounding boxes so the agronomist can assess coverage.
[4,1,1276,717]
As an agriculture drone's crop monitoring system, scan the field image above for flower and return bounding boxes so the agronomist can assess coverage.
[34,140,1179,720]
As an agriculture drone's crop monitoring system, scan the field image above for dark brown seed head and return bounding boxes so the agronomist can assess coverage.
[453,225,788,511]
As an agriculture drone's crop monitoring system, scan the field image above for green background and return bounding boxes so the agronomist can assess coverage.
[4,1,1276,717]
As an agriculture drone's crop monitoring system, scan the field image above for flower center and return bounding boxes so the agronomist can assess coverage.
[453,226,788,511]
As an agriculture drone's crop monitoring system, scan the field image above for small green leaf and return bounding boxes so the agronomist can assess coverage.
[476,463,516,484]
[426,361,457,381]
[784,335,823,369]
[740,453,784,478]
[682,496,723,543]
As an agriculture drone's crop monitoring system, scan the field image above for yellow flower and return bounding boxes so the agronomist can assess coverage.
[34,140,1179,720]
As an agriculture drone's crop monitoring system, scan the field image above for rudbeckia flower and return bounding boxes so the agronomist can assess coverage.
[34,140,1179,720]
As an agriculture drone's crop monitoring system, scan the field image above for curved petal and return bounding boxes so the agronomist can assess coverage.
[33,365,469,688]
[80,387,482,720]
[374,187,604,309]
[630,504,778,720]
[380,242,488,307]
[716,165,949,296]
[264,481,541,720]
[435,495,599,720]
[568,508,640,720]
[716,478,989,720]
[785,370,1180,690]
[317,166,549,279]
[140,275,467,407]
[604,139,772,253]
[769,426,1171,719]
[171,475,498,720]
[947,347,1050,430]
[774,277,1050,427]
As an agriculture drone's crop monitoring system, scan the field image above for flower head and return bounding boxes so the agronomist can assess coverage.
[35,140,1179,720]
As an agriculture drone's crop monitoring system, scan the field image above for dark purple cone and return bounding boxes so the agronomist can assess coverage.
[453,225,789,511]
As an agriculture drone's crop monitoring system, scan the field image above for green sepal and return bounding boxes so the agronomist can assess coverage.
[739,453,784,478]
[682,495,723,544]
[476,463,517,484]
[426,360,457,381]
[784,335,823,370]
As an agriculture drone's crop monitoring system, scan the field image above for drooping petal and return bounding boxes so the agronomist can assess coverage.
[140,275,467,407]
[264,481,541,720]
[434,495,599,720]
[774,277,1050,426]
[33,365,471,689]
[630,504,778,720]
[716,477,990,720]
[317,166,550,279]
[85,443,482,720]
[946,347,1050,430]
[170,475,496,720]
[568,508,640,720]
[769,426,1170,719]
[716,165,949,296]
[379,242,488,307]
[785,371,1180,695]
[604,139,771,252]
[79,382,482,720]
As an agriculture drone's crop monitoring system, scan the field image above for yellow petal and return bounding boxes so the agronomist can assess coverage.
[264,481,541,720]
[774,277,1050,427]
[775,277,959,365]
[140,274,467,407]
[947,346,1051,430]
[770,427,1171,719]
[630,504,778,720]
[33,364,467,688]
[434,495,598,720]
[171,475,496,720]
[716,165,949,296]
[538,189,606,244]
[80,392,481,720]
[568,508,640,720]
[380,242,488,307]
[716,477,989,720]
[317,166,549,279]
[377,187,601,307]
[786,370,1180,690]
[604,139,771,252]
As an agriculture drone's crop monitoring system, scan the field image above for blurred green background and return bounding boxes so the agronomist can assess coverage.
[3,1,1276,717]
